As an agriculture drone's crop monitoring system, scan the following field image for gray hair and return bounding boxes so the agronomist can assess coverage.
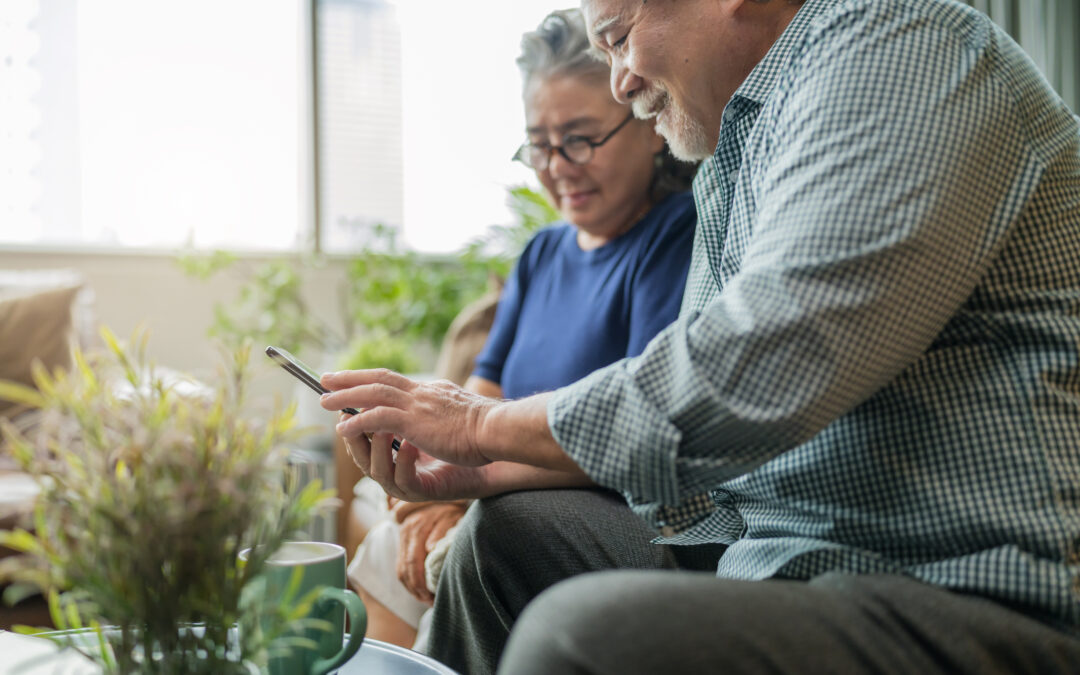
[517,9,607,90]
[517,8,700,201]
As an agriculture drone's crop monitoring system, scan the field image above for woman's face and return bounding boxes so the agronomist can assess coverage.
[524,74,665,242]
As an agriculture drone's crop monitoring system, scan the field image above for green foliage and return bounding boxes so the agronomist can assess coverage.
[178,184,556,369]
[335,332,419,374]
[340,223,495,350]
[174,250,238,281]
[176,254,340,357]
[0,328,334,673]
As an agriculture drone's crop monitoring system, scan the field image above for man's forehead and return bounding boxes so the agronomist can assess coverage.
[581,0,633,34]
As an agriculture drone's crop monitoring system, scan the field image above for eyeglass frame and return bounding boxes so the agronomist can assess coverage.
[512,113,636,171]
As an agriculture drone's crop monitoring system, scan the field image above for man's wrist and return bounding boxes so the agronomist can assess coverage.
[472,397,513,462]
[475,393,578,472]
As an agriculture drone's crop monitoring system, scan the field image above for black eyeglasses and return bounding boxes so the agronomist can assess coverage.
[513,113,635,171]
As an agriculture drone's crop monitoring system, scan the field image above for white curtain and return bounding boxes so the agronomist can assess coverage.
[964,0,1079,111]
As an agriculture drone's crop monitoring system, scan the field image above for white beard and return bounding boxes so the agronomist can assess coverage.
[632,88,712,161]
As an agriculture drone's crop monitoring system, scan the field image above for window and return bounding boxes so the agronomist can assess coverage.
[0,0,558,255]
[963,0,1078,110]
[315,0,403,253]
[8,1,1071,254]
[389,0,555,254]
[1,0,305,251]
[314,0,561,254]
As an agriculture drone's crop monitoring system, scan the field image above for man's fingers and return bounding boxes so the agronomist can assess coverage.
[368,432,405,499]
[342,437,370,474]
[321,368,415,392]
[338,413,372,474]
[335,401,409,438]
[391,444,424,497]
[322,382,411,418]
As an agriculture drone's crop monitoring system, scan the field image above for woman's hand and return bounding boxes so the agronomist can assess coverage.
[395,502,468,604]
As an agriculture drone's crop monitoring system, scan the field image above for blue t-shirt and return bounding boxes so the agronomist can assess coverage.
[473,191,696,399]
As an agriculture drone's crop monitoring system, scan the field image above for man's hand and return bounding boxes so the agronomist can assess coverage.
[322,370,498,467]
[325,369,582,500]
[336,425,495,501]
[395,502,468,604]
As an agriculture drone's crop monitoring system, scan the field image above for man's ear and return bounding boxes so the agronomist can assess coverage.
[723,0,755,19]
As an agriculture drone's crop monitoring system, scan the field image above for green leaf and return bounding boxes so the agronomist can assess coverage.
[0,379,46,409]
[0,529,44,555]
[46,589,67,631]
[2,582,43,607]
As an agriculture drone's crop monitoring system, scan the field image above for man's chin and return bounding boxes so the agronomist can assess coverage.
[657,119,712,162]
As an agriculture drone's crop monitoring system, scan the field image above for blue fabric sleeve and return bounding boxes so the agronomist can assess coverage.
[470,236,536,384]
[625,206,696,357]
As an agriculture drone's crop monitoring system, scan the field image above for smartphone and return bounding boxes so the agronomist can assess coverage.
[265,345,400,451]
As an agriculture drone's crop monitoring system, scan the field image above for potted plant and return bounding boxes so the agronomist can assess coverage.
[175,184,556,370]
[0,328,334,673]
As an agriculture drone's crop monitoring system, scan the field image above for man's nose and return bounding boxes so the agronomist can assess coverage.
[610,59,643,104]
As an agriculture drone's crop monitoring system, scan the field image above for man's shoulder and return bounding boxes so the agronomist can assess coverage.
[803,0,991,54]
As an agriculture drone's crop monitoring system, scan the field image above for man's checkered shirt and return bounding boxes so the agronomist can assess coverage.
[549,0,1080,627]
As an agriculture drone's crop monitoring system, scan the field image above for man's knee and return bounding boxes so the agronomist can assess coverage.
[437,490,572,608]
[499,573,615,675]
[442,492,553,577]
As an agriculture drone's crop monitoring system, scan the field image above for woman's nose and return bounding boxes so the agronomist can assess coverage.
[545,149,578,178]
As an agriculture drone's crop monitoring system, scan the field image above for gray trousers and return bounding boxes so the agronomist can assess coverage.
[425,489,1080,675]
[423,489,723,674]
[500,571,1080,674]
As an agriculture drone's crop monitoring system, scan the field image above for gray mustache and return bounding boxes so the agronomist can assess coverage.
[632,88,668,120]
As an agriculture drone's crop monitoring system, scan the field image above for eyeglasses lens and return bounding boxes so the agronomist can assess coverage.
[563,139,592,165]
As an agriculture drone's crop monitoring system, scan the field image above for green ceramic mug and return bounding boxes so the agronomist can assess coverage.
[241,541,367,675]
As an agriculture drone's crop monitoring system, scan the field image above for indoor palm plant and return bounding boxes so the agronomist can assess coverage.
[0,329,334,673]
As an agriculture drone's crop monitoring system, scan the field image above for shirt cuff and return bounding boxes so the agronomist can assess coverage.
[548,362,683,505]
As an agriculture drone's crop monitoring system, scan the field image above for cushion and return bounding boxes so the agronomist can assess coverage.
[0,283,82,418]
[0,269,95,349]
[432,282,503,386]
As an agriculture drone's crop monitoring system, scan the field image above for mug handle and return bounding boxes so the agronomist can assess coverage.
[309,587,367,675]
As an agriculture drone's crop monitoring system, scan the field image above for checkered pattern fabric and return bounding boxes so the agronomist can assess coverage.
[548,0,1080,627]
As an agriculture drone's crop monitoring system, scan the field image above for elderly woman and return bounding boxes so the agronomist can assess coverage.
[343,7,701,655]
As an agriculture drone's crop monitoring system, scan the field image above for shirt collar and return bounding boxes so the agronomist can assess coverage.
[731,0,840,107]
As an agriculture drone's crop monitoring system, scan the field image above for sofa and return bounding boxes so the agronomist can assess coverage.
[0,269,96,629]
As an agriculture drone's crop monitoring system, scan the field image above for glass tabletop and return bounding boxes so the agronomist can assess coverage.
[336,637,458,674]
[36,627,459,674]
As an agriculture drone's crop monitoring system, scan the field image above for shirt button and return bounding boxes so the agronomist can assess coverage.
[728,171,739,183]
[660,526,676,538]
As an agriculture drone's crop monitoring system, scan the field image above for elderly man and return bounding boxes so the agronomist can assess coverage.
[322,0,1080,672]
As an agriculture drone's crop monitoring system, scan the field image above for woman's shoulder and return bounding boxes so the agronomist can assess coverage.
[648,191,696,227]
[517,221,576,268]
[633,191,696,248]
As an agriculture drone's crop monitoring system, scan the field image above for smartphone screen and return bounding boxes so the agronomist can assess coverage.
[265,346,401,452]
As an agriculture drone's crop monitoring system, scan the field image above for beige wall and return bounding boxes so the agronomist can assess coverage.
[0,247,352,408]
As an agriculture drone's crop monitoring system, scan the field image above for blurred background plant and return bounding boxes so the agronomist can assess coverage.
[0,329,334,673]
[177,184,556,372]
